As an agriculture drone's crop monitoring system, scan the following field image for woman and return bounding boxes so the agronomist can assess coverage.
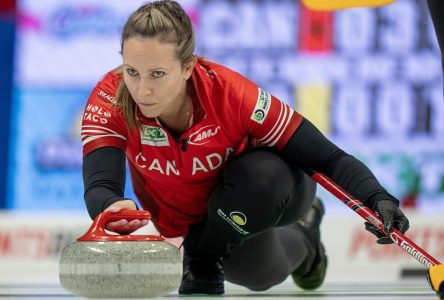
[81,0,409,295]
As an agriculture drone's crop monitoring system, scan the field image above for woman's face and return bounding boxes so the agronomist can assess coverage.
[122,36,194,119]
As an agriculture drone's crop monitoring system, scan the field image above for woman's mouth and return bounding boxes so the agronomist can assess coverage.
[139,102,156,107]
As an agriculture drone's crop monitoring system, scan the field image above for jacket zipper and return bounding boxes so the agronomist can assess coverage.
[173,135,189,169]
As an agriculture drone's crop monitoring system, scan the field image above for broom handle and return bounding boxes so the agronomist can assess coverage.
[308,170,441,267]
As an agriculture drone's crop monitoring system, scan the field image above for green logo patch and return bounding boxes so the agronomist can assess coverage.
[141,125,169,146]
[250,88,271,124]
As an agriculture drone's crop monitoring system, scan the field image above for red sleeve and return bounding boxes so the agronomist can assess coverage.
[81,71,128,156]
[227,72,303,150]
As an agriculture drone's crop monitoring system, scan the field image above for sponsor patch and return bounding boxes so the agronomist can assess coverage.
[97,89,116,104]
[229,211,247,226]
[187,125,220,145]
[140,125,169,147]
[250,88,271,124]
[83,104,111,124]
[217,209,249,235]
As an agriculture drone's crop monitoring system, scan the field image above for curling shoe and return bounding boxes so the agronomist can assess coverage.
[178,251,225,295]
[292,197,328,290]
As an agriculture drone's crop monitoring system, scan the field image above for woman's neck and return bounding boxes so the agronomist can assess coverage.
[158,91,193,134]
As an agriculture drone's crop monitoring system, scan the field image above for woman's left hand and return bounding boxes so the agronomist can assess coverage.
[365,200,410,244]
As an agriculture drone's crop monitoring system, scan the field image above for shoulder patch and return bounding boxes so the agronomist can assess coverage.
[250,88,271,124]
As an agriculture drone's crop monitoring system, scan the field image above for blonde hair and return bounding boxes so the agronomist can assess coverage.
[116,0,196,129]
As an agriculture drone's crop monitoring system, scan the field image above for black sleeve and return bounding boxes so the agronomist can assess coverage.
[281,118,398,210]
[82,147,128,220]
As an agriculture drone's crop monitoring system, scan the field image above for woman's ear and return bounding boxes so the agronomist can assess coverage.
[183,57,197,80]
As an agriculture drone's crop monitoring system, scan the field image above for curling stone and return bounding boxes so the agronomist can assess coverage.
[59,210,182,298]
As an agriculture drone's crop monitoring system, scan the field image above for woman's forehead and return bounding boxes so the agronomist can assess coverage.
[122,37,180,68]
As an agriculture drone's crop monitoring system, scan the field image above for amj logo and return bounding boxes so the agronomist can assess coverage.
[188,125,220,145]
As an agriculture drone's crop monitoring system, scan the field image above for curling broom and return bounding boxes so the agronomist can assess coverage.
[306,170,444,299]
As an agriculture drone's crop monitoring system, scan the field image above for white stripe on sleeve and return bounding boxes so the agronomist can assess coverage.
[259,103,293,145]
[81,125,127,146]
[258,101,284,143]
[267,109,294,147]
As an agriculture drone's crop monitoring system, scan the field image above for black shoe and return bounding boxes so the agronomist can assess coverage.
[292,197,328,290]
[178,252,225,295]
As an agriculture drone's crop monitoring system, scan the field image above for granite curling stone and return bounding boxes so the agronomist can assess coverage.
[59,210,182,298]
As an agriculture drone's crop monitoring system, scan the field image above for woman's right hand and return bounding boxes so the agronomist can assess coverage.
[104,199,149,234]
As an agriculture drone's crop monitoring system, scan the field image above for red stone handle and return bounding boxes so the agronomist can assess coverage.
[77,210,164,242]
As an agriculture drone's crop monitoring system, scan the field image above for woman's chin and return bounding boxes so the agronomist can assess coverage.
[138,107,159,119]
[141,112,158,119]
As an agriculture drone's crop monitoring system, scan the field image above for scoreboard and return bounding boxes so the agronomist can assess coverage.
[8,0,444,212]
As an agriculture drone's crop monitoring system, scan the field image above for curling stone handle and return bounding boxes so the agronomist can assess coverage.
[77,210,164,242]
[98,209,151,224]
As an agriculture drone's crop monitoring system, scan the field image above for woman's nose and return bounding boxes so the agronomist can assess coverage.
[139,81,153,97]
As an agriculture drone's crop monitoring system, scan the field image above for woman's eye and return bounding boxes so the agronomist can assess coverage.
[126,68,138,76]
[152,71,165,78]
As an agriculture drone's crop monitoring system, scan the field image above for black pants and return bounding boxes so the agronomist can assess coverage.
[185,148,318,291]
